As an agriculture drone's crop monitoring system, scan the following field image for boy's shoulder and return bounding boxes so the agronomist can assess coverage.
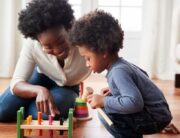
[110,58,148,77]
[111,58,131,70]
[108,58,132,77]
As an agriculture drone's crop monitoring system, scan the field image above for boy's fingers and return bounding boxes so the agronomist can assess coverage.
[87,94,93,99]
[87,98,92,103]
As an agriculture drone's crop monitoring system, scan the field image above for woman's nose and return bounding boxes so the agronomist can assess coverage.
[53,50,61,55]
[43,47,53,54]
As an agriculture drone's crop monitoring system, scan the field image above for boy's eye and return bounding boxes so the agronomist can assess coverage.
[85,57,90,61]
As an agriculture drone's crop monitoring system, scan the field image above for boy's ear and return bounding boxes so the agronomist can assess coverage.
[103,51,108,58]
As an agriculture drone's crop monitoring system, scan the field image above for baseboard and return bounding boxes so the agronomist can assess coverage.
[175,74,180,88]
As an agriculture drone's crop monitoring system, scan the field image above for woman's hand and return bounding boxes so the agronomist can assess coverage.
[100,87,111,96]
[13,82,60,116]
[35,86,60,116]
[87,94,104,109]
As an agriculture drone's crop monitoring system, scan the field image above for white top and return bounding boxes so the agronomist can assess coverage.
[10,39,91,94]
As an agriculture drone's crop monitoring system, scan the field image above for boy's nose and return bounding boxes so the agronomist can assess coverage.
[86,62,90,67]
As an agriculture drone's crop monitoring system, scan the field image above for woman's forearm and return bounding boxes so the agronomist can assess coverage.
[13,81,39,98]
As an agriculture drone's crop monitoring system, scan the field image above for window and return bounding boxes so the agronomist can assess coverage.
[69,0,143,32]
[69,0,82,19]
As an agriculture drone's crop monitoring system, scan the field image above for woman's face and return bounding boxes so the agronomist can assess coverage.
[37,27,70,60]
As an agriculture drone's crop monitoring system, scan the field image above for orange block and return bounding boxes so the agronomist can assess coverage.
[75,106,88,111]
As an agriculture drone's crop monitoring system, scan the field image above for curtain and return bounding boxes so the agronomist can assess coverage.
[172,0,180,74]
[0,0,27,78]
[139,0,180,80]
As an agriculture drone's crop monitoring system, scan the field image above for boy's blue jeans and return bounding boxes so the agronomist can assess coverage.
[98,109,170,138]
[0,68,79,122]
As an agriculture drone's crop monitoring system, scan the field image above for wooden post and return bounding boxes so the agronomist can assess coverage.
[17,110,21,138]
[49,115,53,138]
[68,108,73,138]
[80,82,84,97]
[20,107,24,120]
[38,112,43,136]
[17,109,24,138]
[97,108,113,126]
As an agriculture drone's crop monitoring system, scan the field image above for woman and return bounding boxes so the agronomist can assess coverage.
[0,0,90,122]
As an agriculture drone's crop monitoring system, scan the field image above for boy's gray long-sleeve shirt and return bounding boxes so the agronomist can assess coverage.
[104,57,172,122]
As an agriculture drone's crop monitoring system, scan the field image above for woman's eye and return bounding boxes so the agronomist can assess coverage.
[43,45,51,49]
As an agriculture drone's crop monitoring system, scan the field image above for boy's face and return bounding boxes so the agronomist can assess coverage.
[78,46,107,73]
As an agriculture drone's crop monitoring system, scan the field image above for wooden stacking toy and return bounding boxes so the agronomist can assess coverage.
[74,82,92,120]
[74,97,91,120]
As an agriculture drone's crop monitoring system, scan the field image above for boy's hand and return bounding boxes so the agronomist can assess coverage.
[82,87,94,102]
[35,86,60,116]
[100,87,111,96]
[87,94,104,109]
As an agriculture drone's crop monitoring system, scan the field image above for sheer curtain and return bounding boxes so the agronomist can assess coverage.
[172,0,180,74]
[0,0,27,78]
[139,0,180,80]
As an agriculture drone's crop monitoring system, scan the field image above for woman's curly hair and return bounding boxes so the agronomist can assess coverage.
[18,0,74,40]
[69,10,124,55]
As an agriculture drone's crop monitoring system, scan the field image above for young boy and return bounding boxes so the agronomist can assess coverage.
[70,10,172,138]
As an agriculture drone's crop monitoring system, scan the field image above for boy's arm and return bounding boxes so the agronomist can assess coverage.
[104,67,144,114]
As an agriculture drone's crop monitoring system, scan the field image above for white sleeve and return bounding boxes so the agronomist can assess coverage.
[10,39,36,94]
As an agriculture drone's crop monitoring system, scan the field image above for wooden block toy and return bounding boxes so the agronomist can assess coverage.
[79,82,84,97]
[38,112,43,136]
[17,107,74,138]
[74,82,92,121]
[49,115,53,138]
[74,97,92,120]
[59,117,64,135]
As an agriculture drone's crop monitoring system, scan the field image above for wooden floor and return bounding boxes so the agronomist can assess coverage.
[0,75,180,138]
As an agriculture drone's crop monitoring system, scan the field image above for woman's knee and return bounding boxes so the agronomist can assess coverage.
[0,105,5,121]
[51,87,78,118]
[53,88,78,105]
[0,105,16,122]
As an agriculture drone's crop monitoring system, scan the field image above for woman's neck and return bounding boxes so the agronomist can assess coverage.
[58,59,64,68]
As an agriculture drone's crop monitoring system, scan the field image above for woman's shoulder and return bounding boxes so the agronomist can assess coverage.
[23,39,43,52]
[19,39,46,61]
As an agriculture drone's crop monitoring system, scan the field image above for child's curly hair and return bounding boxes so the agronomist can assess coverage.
[18,0,74,40]
[70,10,124,55]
